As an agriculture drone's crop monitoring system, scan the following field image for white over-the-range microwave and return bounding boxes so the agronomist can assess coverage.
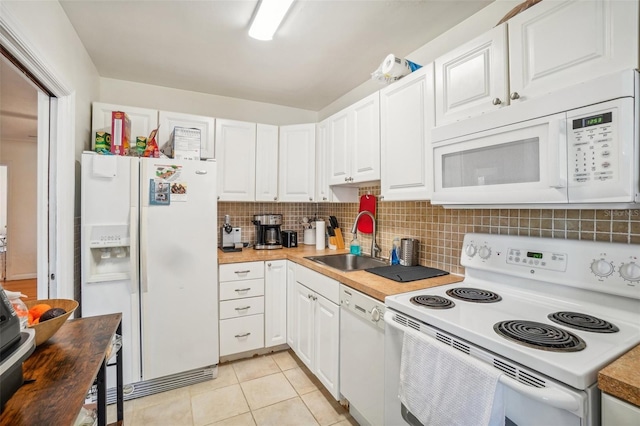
[431,68,639,209]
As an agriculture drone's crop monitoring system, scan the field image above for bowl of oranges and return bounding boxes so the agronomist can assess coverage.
[25,299,79,346]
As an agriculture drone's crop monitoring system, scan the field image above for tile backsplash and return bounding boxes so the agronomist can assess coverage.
[219,185,640,275]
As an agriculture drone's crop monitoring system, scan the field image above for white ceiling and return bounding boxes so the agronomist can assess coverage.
[59,0,493,111]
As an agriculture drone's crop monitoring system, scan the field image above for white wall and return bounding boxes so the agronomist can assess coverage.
[100,78,318,125]
[1,139,37,280]
[318,0,520,120]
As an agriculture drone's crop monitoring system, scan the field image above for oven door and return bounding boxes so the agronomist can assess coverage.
[384,311,596,426]
[432,113,568,206]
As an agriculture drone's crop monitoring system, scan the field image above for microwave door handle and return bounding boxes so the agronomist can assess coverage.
[547,118,568,189]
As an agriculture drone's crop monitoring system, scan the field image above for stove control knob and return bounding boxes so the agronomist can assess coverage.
[370,307,381,322]
[478,246,492,259]
[590,259,614,277]
[619,262,640,282]
[464,244,477,257]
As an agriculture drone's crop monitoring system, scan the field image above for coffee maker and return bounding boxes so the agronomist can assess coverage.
[252,214,283,250]
[220,215,242,252]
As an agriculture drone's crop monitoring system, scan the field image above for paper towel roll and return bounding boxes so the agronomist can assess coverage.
[382,54,411,78]
[315,221,326,250]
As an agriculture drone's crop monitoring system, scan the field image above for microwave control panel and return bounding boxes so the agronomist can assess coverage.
[568,109,617,185]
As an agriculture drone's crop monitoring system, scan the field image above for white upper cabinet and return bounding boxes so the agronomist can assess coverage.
[508,0,639,104]
[279,123,316,202]
[380,64,435,201]
[435,24,508,127]
[255,124,279,202]
[91,103,158,150]
[158,110,216,159]
[216,119,256,201]
[328,92,380,185]
[434,0,639,127]
[316,119,357,203]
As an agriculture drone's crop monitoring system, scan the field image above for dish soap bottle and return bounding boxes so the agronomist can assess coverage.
[390,237,400,265]
[350,236,361,256]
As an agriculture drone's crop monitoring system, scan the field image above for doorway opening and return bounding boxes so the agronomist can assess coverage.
[0,46,52,301]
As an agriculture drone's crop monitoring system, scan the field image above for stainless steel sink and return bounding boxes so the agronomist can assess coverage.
[305,254,388,272]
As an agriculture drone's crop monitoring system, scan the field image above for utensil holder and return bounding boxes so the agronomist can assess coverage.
[399,238,419,266]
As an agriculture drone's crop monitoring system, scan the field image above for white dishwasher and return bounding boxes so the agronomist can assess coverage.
[339,284,385,426]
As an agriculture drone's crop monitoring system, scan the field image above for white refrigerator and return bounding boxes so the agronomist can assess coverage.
[81,152,218,394]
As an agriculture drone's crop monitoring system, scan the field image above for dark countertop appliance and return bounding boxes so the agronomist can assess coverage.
[0,289,36,413]
[253,214,283,250]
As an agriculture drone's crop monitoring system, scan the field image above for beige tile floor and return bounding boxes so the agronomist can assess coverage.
[107,349,359,426]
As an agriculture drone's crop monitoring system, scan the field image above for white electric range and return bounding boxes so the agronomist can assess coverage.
[384,233,640,426]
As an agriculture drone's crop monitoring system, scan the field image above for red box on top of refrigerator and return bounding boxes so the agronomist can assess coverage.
[111,111,131,156]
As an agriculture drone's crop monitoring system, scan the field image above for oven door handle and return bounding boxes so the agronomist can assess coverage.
[384,313,584,415]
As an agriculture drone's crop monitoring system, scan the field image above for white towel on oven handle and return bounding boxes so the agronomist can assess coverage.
[399,326,505,426]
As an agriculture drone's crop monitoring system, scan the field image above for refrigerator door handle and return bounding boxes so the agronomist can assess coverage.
[195,170,208,175]
[129,206,139,295]
[140,205,149,293]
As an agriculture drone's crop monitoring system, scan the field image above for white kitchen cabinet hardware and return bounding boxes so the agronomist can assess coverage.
[264,259,287,348]
[328,92,380,186]
[216,119,257,201]
[158,110,215,159]
[288,264,340,400]
[435,24,508,127]
[91,103,158,152]
[255,124,279,202]
[380,64,434,201]
[278,123,316,202]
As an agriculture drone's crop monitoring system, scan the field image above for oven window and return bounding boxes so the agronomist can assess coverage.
[442,138,540,188]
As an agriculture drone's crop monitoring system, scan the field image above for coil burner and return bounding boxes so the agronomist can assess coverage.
[548,312,619,333]
[446,287,502,303]
[494,320,586,352]
[409,295,455,309]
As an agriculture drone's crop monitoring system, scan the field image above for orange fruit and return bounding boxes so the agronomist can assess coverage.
[29,304,52,321]
[28,312,34,326]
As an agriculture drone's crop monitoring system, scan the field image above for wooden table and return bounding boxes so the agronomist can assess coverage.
[0,313,123,426]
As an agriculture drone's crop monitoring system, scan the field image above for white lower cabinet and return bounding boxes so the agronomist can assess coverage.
[219,262,265,357]
[265,260,287,348]
[602,393,640,425]
[286,261,297,349]
[290,264,340,400]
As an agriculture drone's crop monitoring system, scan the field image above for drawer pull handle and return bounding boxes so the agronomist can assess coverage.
[235,332,251,338]
[235,288,251,292]
[234,270,251,274]
[235,306,251,311]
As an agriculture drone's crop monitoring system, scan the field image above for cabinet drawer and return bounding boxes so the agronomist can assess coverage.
[219,279,265,301]
[219,262,264,282]
[295,264,339,304]
[220,315,264,357]
[220,296,264,320]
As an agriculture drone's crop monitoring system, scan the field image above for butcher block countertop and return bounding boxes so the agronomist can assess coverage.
[598,345,640,407]
[218,245,463,301]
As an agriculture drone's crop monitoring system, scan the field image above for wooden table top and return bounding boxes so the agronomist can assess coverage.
[0,313,122,425]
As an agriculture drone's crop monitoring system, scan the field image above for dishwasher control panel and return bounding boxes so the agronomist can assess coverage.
[340,284,386,331]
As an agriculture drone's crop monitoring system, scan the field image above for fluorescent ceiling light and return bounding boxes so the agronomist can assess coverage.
[249,0,295,41]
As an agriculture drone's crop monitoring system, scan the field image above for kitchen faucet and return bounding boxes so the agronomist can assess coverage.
[350,210,381,258]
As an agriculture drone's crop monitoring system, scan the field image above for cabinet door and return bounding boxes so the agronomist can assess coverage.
[380,65,434,201]
[350,92,380,183]
[286,261,297,348]
[327,109,350,185]
[279,124,316,202]
[294,281,314,370]
[216,119,256,201]
[435,24,508,127]
[158,110,216,159]
[314,295,340,400]
[315,119,331,202]
[255,124,279,202]
[508,0,639,104]
[91,103,158,151]
[264,260,287,348]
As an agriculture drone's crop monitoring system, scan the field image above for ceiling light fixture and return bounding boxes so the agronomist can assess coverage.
[249,0,295,41]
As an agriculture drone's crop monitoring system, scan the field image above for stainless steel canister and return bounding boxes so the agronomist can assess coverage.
[399,238,419,266]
